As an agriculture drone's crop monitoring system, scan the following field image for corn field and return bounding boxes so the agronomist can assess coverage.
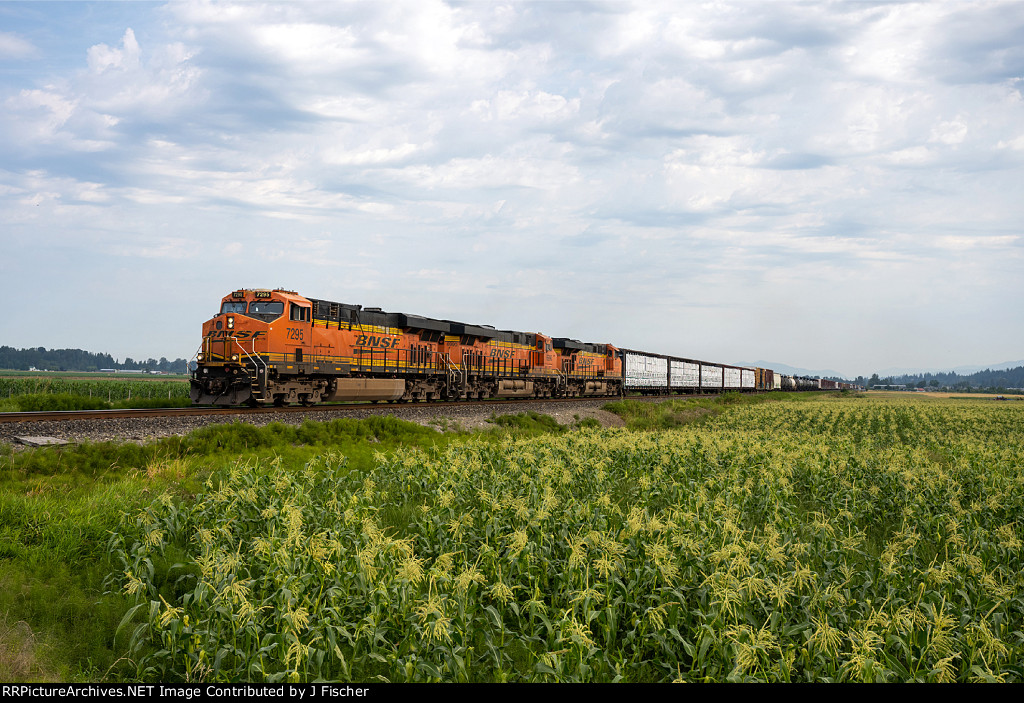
[109,397,1024,682]
[0,377,190,403]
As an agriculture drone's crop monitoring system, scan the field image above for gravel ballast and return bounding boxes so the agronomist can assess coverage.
[0,399,627,448]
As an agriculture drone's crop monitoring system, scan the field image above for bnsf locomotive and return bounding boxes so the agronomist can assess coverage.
[191,288,621,406]
[191,288,856,406]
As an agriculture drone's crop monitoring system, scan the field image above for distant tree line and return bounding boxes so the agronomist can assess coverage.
[0,346,188,374]
[848,366,1024,391]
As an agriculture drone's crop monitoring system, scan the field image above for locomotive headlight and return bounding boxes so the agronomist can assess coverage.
[231,354,239,362]
[227,315,235,329]
[197,353,204,361]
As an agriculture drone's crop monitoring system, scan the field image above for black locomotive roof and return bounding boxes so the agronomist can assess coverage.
[446,322,497,340]
[398,314,450,333]
[307,296,546,343]
[553,338,585,351]
[554,338,608,355]
[496,330,535,346]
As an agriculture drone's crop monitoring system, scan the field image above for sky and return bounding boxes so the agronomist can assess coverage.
[1,0,1022,379]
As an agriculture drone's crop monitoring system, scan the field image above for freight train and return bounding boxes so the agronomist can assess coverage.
[190,288,856,406]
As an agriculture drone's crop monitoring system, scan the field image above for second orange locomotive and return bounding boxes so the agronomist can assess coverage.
[192,288,622,406]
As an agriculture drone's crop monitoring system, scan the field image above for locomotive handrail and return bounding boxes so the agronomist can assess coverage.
[232,338,268,401]
[234,338,268,377]
[556,368,567,390]
[234,338,262,366]
[441,352,463,397]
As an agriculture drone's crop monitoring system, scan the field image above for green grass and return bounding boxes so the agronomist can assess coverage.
[604,391,802,430]
[7,393,193,411]
[484,409,597,436]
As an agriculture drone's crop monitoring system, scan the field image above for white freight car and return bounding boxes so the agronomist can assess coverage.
[724,367,742,389]
[741,368,755,390]
[623,351,668,388]
[700,364,724,389]
[669,359,701,388]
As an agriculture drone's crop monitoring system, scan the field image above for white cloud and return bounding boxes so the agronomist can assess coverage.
[0,31,37,59]
[5,88,78,142]
[87,28,142,72]
[393,150,580,192]
[2,27,202,157]
[929,117,968,145]
[325,142,422,166]
[997,134,1024,150]
[474,90,580,124]
[885,145,932,164]
[81,31,201,117]
[841,3,933,83]
[935,235,1020,251]
[119,236,197,260]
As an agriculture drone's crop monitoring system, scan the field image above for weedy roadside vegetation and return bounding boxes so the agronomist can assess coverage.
[604,390,823,431]
[2,394,1022,682]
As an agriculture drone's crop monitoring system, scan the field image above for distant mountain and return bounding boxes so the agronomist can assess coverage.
[735,361,851,380]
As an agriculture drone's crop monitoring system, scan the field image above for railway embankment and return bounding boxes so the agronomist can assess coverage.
[0,397,627,447]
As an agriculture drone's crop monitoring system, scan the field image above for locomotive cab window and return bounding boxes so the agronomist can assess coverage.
[290,303,311,322]
[247,301,284,321]
[220,301,247,314]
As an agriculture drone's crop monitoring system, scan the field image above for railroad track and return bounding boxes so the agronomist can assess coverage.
[0,395,639,425]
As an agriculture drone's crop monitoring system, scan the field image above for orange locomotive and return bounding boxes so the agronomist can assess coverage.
[191,288,622,406]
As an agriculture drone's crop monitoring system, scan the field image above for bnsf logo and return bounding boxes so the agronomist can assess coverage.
[356,334,401,349]
[205,330,265,340]
[489,349,515,359]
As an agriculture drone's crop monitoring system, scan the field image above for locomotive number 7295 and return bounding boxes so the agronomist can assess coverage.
[286,327,304,343]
